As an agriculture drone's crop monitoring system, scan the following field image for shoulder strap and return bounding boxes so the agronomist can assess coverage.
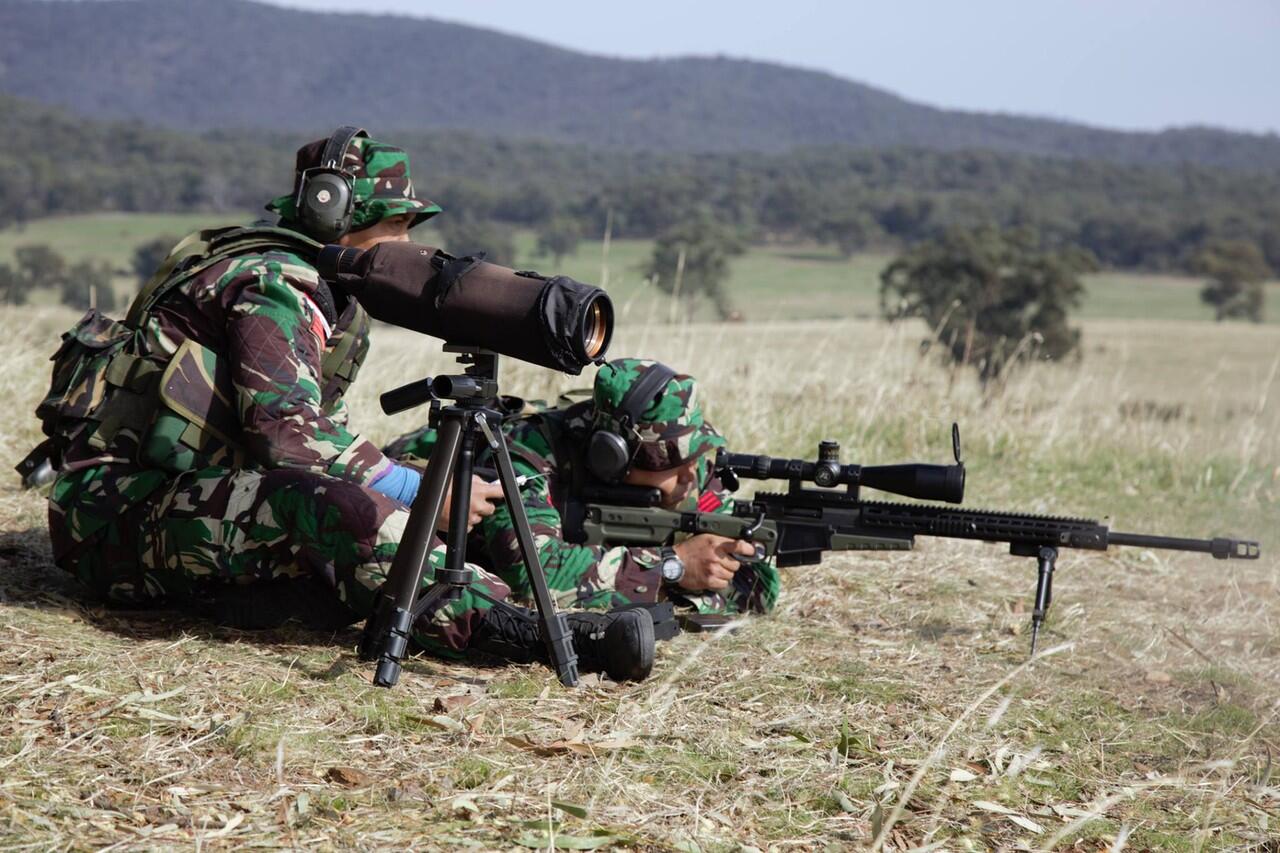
[538,409,597,543]
[125,226,324,330]
[538,409,587,498]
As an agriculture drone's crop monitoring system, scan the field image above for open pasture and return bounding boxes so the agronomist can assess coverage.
[1,302,1277,849]
[3,213,1277,324]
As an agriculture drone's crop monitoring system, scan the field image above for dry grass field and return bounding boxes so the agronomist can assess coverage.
[1,304,1277,851]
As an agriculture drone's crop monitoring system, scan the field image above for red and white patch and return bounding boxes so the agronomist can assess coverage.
[300,292,332,345]
[697,491,722,513]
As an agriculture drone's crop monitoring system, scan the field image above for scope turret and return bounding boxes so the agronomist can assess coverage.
[716,440,965,504]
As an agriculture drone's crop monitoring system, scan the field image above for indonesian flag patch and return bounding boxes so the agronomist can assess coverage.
[300,292,333,345]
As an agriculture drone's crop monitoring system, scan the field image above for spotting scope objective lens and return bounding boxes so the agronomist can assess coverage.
[580,296,612,361]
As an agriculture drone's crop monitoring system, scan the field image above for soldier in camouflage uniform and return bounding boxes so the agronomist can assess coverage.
[385,359,782,616]
[35,131,655,682]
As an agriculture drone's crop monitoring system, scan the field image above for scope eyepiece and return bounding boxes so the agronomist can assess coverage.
[316,244,364,280]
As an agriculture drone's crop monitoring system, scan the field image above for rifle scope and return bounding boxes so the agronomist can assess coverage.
[717,439,965,504]
[317,242,613,374]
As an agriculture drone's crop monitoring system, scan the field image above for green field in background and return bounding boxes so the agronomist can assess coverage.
[2,212,1276,323]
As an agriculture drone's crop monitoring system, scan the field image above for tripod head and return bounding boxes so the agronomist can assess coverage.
[379,344,503,417]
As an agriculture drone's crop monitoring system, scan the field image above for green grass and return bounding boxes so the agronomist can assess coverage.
[4,212,1277,322]
[0,212,257,267]
[1082,267,1280,323]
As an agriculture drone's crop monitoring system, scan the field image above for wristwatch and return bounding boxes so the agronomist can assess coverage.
[658,546,685,585]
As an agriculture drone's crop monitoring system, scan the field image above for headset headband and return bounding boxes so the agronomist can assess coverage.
[614,364,677,431]
[320,125,367,172]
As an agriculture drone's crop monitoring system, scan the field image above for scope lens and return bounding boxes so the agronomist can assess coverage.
[580,294,613,360]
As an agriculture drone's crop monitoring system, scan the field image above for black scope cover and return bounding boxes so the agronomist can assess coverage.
[317,242,613,374]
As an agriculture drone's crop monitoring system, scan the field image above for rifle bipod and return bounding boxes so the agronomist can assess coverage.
[358,346,579,688]
[1009,542,1057,656]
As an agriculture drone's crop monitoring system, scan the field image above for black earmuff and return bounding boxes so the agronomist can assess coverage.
[296,125,367,243]
[586,363,678,482]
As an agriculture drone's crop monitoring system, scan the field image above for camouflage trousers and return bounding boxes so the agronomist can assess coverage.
[48,466,511,655]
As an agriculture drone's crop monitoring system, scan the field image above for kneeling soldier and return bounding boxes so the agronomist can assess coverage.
[27,129,654,682]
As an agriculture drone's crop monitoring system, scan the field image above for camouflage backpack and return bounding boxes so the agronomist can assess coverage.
[21,225,363,478]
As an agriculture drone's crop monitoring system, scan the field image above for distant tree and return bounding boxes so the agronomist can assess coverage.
[880,227,1094,382]
[644,212,745,321]
[758,179,822,235]
[874,197,937,241]
[14,244,66,288]
[5,244,120,311]
[1190,238,1269,322]
[534,216,584,265]
[495,182,557,225]
[0,263,24,305]
[815,209,881,258]
[132,235,180,283]
[435,215,517,267]
[59,261,118,312]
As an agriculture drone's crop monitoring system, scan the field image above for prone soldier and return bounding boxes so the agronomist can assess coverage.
[385,358,782,618]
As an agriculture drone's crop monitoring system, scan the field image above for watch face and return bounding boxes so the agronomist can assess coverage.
[660,556,684,583]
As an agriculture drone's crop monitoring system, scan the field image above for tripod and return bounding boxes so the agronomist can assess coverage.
[358,345,579,688]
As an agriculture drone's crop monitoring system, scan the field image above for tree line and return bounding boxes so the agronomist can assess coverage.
[4,96,1280,282]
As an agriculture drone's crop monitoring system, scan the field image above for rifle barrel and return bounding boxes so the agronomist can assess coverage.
[1107,532,1260,559]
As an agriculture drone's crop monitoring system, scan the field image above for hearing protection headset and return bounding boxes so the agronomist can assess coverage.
[295,125,368,243]
[585,363,678,482]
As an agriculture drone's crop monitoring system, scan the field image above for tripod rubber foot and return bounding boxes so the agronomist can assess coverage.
[374,658,402,688]
[542,612,579,687]
[371,607,413,689]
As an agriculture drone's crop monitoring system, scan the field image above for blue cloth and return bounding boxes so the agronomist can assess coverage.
[370,463,422,506]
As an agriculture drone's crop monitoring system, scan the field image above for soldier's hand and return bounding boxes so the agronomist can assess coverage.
[672,534,755,591]
[438,476,505,532]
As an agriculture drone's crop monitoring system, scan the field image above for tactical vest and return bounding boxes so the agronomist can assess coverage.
[27,225,370,475]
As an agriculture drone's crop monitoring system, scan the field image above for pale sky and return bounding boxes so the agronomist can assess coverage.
[266,0,1280,134]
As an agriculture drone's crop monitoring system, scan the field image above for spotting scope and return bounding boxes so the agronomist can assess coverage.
[318,242,613,374]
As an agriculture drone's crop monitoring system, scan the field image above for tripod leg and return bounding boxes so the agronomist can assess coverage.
[438,414,479,588]
[484,417,579,687]
[1029,546,1057,657]
[361,416,463,687]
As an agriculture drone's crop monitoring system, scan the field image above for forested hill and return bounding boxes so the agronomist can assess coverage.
[5,92,1280,276]
[1,0,1278,170]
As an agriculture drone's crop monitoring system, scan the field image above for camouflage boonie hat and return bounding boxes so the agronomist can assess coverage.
[267,134,441,232]
[592,358,725,471]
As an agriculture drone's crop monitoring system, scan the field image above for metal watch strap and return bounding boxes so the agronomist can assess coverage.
[659,545,685,584]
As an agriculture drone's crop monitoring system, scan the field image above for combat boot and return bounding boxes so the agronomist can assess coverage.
[472,605,655,682]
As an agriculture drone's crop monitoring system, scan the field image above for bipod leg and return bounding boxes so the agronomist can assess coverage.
[361,414,464,688]
[478,415,579,687]
[1029,546,1057,657]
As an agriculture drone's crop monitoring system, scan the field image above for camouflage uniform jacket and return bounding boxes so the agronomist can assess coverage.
[48,243,389,561]
[475,402,779,613]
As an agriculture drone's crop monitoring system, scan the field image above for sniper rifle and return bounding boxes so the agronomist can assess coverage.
[570,427,1261,654]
